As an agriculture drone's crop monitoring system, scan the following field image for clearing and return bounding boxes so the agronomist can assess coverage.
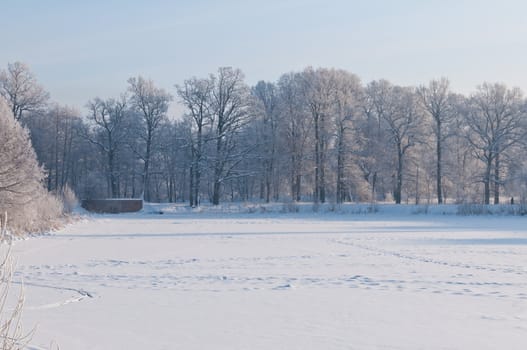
[11,205,527,349]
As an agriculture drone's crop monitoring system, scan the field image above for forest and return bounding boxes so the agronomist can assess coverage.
[2,62,527,208]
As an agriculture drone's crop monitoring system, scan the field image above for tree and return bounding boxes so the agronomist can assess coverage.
[332,70,362,203]
[367,81,423,204]
[252,81,280,203]
[0,97,63,235]
[209,67,251,205]
[31,105,81,193]
[176,77,214,207]
[85,95,129,198]
[0,97,43,208]
[127,77,172,202]
[0,62,49,121]
[465,83,524,204]
[24,105,90,198]
[417,78,454,204]
[277,72,311,201]
[301,67,335,203]
[355,84,389,202]
[158,119,190,203]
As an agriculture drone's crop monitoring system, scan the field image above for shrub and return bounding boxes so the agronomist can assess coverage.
[59,185,78,214]
[281,201,299,213]
[456,204,491,216]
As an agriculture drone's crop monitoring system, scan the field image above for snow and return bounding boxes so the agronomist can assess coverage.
[10,204,527,349]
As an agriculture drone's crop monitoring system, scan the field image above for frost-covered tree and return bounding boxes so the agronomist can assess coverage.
[24,105,90,198]
[367,81,423,204]
[38,105,82,193]
[331,70,362,203]
[0,97,62,235]
[252,81,280,202]
[0,62,49,121]
[464,83,524,204]
[85,95,129,198]
[355,83,390,202]
[4,61,527,206]
[417,78,455,204]
[145,118,190,203]
[176,77,214,207]
[209,67,251,205]
[0,98,43,208]
[301,67,335,203]
[277,72,311,201]
[127,77,172,201]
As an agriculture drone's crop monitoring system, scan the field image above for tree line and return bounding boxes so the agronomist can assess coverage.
[2,62,527,206]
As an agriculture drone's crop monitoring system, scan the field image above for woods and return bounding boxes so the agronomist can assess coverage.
[2,62,527,207]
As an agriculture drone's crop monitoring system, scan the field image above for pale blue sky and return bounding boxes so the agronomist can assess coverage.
[2,0,527,116]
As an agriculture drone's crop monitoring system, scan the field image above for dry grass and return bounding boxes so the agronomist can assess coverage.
[0,219,34,349]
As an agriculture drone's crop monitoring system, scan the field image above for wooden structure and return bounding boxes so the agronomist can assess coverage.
[81,199,143,213]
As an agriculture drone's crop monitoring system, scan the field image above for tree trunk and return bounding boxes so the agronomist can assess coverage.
[494,153,500,205]
[143,131,152,202]
[436,120,443,204]
[54,114,59,192]
[265,157,272,203]
[109,150,118,198]
[336,124,345,204]
[265,175,271,203]
[394,146,403,204]
[189,164,194,207]
[336,148,344,204]
[295,174,301,201]
[314,114,320,204]
[415,166,420,205]
[194,125,203,206]
[371,172,377,203]
[212,160,222,205]
[319,115,326,204]
[195,165,201,207]
[484,156,492,205]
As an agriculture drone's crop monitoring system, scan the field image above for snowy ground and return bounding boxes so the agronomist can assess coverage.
[10,204,527,349]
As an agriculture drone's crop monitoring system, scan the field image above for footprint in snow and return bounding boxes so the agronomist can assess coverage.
[273,283,294,290]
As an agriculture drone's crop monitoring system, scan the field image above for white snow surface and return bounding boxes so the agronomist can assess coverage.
[10,204,527,349]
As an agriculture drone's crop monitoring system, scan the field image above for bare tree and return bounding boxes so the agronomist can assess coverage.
[156,119,189,203]
[40,105,81,193]
[465,83,524,204]
[332,70,361,203]
[417,78,454,204]
[0,62,49,121]
[6,63,527,207]
[301,67,338,203]
[85,95,129,198]
[252,81,280,203]
[127,77,172,202]
[277,72,311,202]
[23,104,89,198]
[176,77,214,207]
[355,85,389,202]
[367,81,423,204]
[209,67,251,205]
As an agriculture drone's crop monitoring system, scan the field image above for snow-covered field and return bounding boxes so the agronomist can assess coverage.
[11,204,527,349]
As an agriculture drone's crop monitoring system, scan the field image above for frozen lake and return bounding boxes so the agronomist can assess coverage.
[12,207,527,349]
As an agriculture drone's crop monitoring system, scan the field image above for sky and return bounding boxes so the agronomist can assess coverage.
[2,0,527,117]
